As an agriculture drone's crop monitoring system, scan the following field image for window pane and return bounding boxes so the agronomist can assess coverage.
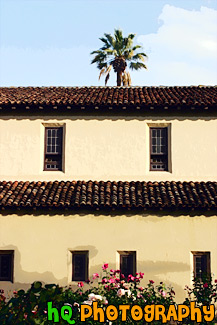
[150,127,168,171]
[120,252,136,278]
[0,252,13,281]
[193,252,210,280]
[45,127,63,171]
[150,156,168,171]
[72,252,88,281]
[46,128,62,154]
[73,255,85,280]
[0,256,10,277]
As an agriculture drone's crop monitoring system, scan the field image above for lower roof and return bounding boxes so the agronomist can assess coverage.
[0,180,216,211]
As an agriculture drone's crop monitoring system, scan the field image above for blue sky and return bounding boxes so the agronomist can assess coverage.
[0,0,217,86]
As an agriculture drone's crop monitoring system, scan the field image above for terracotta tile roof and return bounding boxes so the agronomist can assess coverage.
[0,181,216,211]
[0,86,216,112]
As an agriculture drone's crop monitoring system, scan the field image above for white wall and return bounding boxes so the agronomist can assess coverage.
[0,115,216,181]
[0,212,216,302]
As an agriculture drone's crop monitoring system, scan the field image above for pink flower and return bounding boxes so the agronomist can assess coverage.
[161,291,166,297]
[203,283,208,288]
[109,278,115,283]
[138,286,144,291]
[127,275,135,281]
[13,291,18,295]
[215,279,217,283]
[102,263,108,270]
[92,273,99,280]
[78,282,84,287]
[110,269,115,273]
[102,278,108,284]
[24,314,27,319]
[149,280,154,284]
[44,310,47,314]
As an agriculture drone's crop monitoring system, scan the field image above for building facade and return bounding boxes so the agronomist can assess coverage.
[0,86,216,301]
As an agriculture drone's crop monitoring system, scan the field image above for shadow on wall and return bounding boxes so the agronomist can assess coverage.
[2,208,216,219]
[0,245,189,302]
[1,113,216,122]
[137,260,189,274]
[0,245,67,298]
[71,245,98,259]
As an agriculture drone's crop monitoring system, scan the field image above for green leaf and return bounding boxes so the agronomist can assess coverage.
[44,284,56,289]
[17,289,25,296]
[33,281,42,289]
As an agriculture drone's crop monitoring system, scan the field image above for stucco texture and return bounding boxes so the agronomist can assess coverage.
[0,115,216,181]
[0,212,216,302]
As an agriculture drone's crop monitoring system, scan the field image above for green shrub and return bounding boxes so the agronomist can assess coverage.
[0,265,216,324]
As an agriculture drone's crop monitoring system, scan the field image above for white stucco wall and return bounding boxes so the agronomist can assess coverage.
[0,115,216,181]
[0,212,216,302]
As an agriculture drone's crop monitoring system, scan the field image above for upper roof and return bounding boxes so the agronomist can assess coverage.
[0,180,216,211]
[0,86,216,113]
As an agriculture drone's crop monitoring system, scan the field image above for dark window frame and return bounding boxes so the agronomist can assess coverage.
[44,127,63,171]
[119,251,136,278]
[0,250,14,282]
[150,127,168,171]
[192,251,211,280]
[72,251,89,282]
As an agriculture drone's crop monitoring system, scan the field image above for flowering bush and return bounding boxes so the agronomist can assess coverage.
[0,265,216,324]
[182,275,217,325]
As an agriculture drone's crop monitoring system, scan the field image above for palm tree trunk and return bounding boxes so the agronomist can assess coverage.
[117,71,122,86]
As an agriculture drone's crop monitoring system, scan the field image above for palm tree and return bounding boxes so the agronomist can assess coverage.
[90,29,148,86]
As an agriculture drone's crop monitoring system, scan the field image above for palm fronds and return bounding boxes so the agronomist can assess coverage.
[91,28,148,86]
[99,65,112,85]
[129,62,147,70]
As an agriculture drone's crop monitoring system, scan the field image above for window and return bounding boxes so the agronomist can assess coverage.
[0,250,14,282]
[72,251,88,281]
[44,127,63,171]
[119,251,136,278]
[150,127,168,171]
[192,251,210,280]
